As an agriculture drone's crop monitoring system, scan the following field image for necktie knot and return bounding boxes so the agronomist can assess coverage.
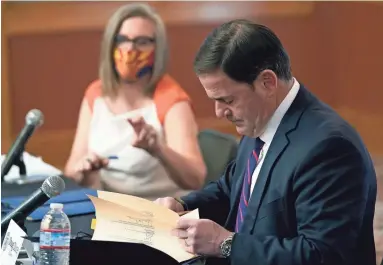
[253,137,264,162]
[255,137,264,150]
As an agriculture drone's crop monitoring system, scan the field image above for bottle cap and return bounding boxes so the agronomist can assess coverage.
[50,203,64,210]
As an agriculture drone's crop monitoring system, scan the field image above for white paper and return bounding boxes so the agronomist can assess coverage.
[1,152,62,183]
[0,219,27,265]
[22,239,34,260]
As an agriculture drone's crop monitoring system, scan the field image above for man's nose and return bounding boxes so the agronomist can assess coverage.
[215,101,225,119]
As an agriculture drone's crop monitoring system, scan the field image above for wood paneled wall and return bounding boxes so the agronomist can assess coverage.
[3,2,313,35]
[2,1,383,170]
[1,1,313,169]
[1,7,12,143]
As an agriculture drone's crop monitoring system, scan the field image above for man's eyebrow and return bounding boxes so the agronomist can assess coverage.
[211,96,230,101]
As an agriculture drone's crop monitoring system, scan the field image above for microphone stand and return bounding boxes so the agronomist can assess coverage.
[1,147,28,183]
[16,152,27,176]
[15,151,28,183]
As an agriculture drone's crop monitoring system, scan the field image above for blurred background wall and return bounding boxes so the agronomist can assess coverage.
[1,1,383,170]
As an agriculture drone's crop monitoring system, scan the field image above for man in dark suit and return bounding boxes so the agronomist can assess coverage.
[155,19,377,265]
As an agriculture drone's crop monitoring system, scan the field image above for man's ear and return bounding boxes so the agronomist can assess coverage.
[258,70,278,90]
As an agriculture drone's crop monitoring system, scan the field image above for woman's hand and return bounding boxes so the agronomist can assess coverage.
[128,116,161,154]
[73,152,109,183]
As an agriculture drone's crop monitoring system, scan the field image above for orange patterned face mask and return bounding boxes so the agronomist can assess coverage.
[113,48,155,82]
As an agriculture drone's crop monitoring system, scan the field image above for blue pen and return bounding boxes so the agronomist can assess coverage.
[105,156,124,173]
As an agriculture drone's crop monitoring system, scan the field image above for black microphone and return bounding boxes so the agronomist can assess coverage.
[1,175,65,232]
[1,109,44,181]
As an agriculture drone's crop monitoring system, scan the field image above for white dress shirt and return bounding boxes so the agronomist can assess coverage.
[250,78,300,195]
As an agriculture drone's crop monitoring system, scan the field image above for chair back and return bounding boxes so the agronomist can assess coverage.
[198,129,238,185]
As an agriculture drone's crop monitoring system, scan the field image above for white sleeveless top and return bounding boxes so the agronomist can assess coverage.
[85,76,191,201]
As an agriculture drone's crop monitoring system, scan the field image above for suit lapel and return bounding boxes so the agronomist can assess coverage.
[241,126,289,233]
[240,85,315,233]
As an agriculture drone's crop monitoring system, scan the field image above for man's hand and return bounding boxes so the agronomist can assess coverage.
[171,218,234,257]
[154,197,185,213]
[128,116,161,154]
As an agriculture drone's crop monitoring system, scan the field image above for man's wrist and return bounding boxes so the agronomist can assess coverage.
[219,232,235,258]
[174,197,188,211]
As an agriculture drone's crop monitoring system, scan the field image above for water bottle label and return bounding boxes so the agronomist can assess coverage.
[40,229,70,249]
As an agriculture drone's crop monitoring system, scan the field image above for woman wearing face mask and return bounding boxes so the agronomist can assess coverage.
[64,3,207,200]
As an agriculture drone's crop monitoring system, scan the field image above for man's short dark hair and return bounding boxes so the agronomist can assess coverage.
[193,19,292,84]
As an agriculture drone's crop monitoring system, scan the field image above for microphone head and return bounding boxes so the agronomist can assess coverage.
[25,109,44,127]
[41,175,65,198]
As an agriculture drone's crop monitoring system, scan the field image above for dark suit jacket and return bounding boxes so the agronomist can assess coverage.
[181,85,377,265]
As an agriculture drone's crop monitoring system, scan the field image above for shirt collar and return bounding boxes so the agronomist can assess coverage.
[259,78,300,145]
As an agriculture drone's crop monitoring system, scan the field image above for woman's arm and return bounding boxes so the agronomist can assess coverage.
[80,171,102,189]
[153,101,207,190]
[64,98,98,185]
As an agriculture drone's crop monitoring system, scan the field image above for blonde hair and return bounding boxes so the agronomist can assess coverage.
[99,3,168,97]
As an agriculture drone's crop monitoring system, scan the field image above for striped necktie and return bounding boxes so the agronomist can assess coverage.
[235,137,264,232]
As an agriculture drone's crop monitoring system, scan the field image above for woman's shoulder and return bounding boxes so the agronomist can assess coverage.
[84,79,103,112]
[154,74,188,98]
[153,74,192,125]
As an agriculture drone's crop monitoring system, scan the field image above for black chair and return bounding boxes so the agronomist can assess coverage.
[198,129,239,186]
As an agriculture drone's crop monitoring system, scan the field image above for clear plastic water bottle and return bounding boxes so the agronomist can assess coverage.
[39,203,71,265]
